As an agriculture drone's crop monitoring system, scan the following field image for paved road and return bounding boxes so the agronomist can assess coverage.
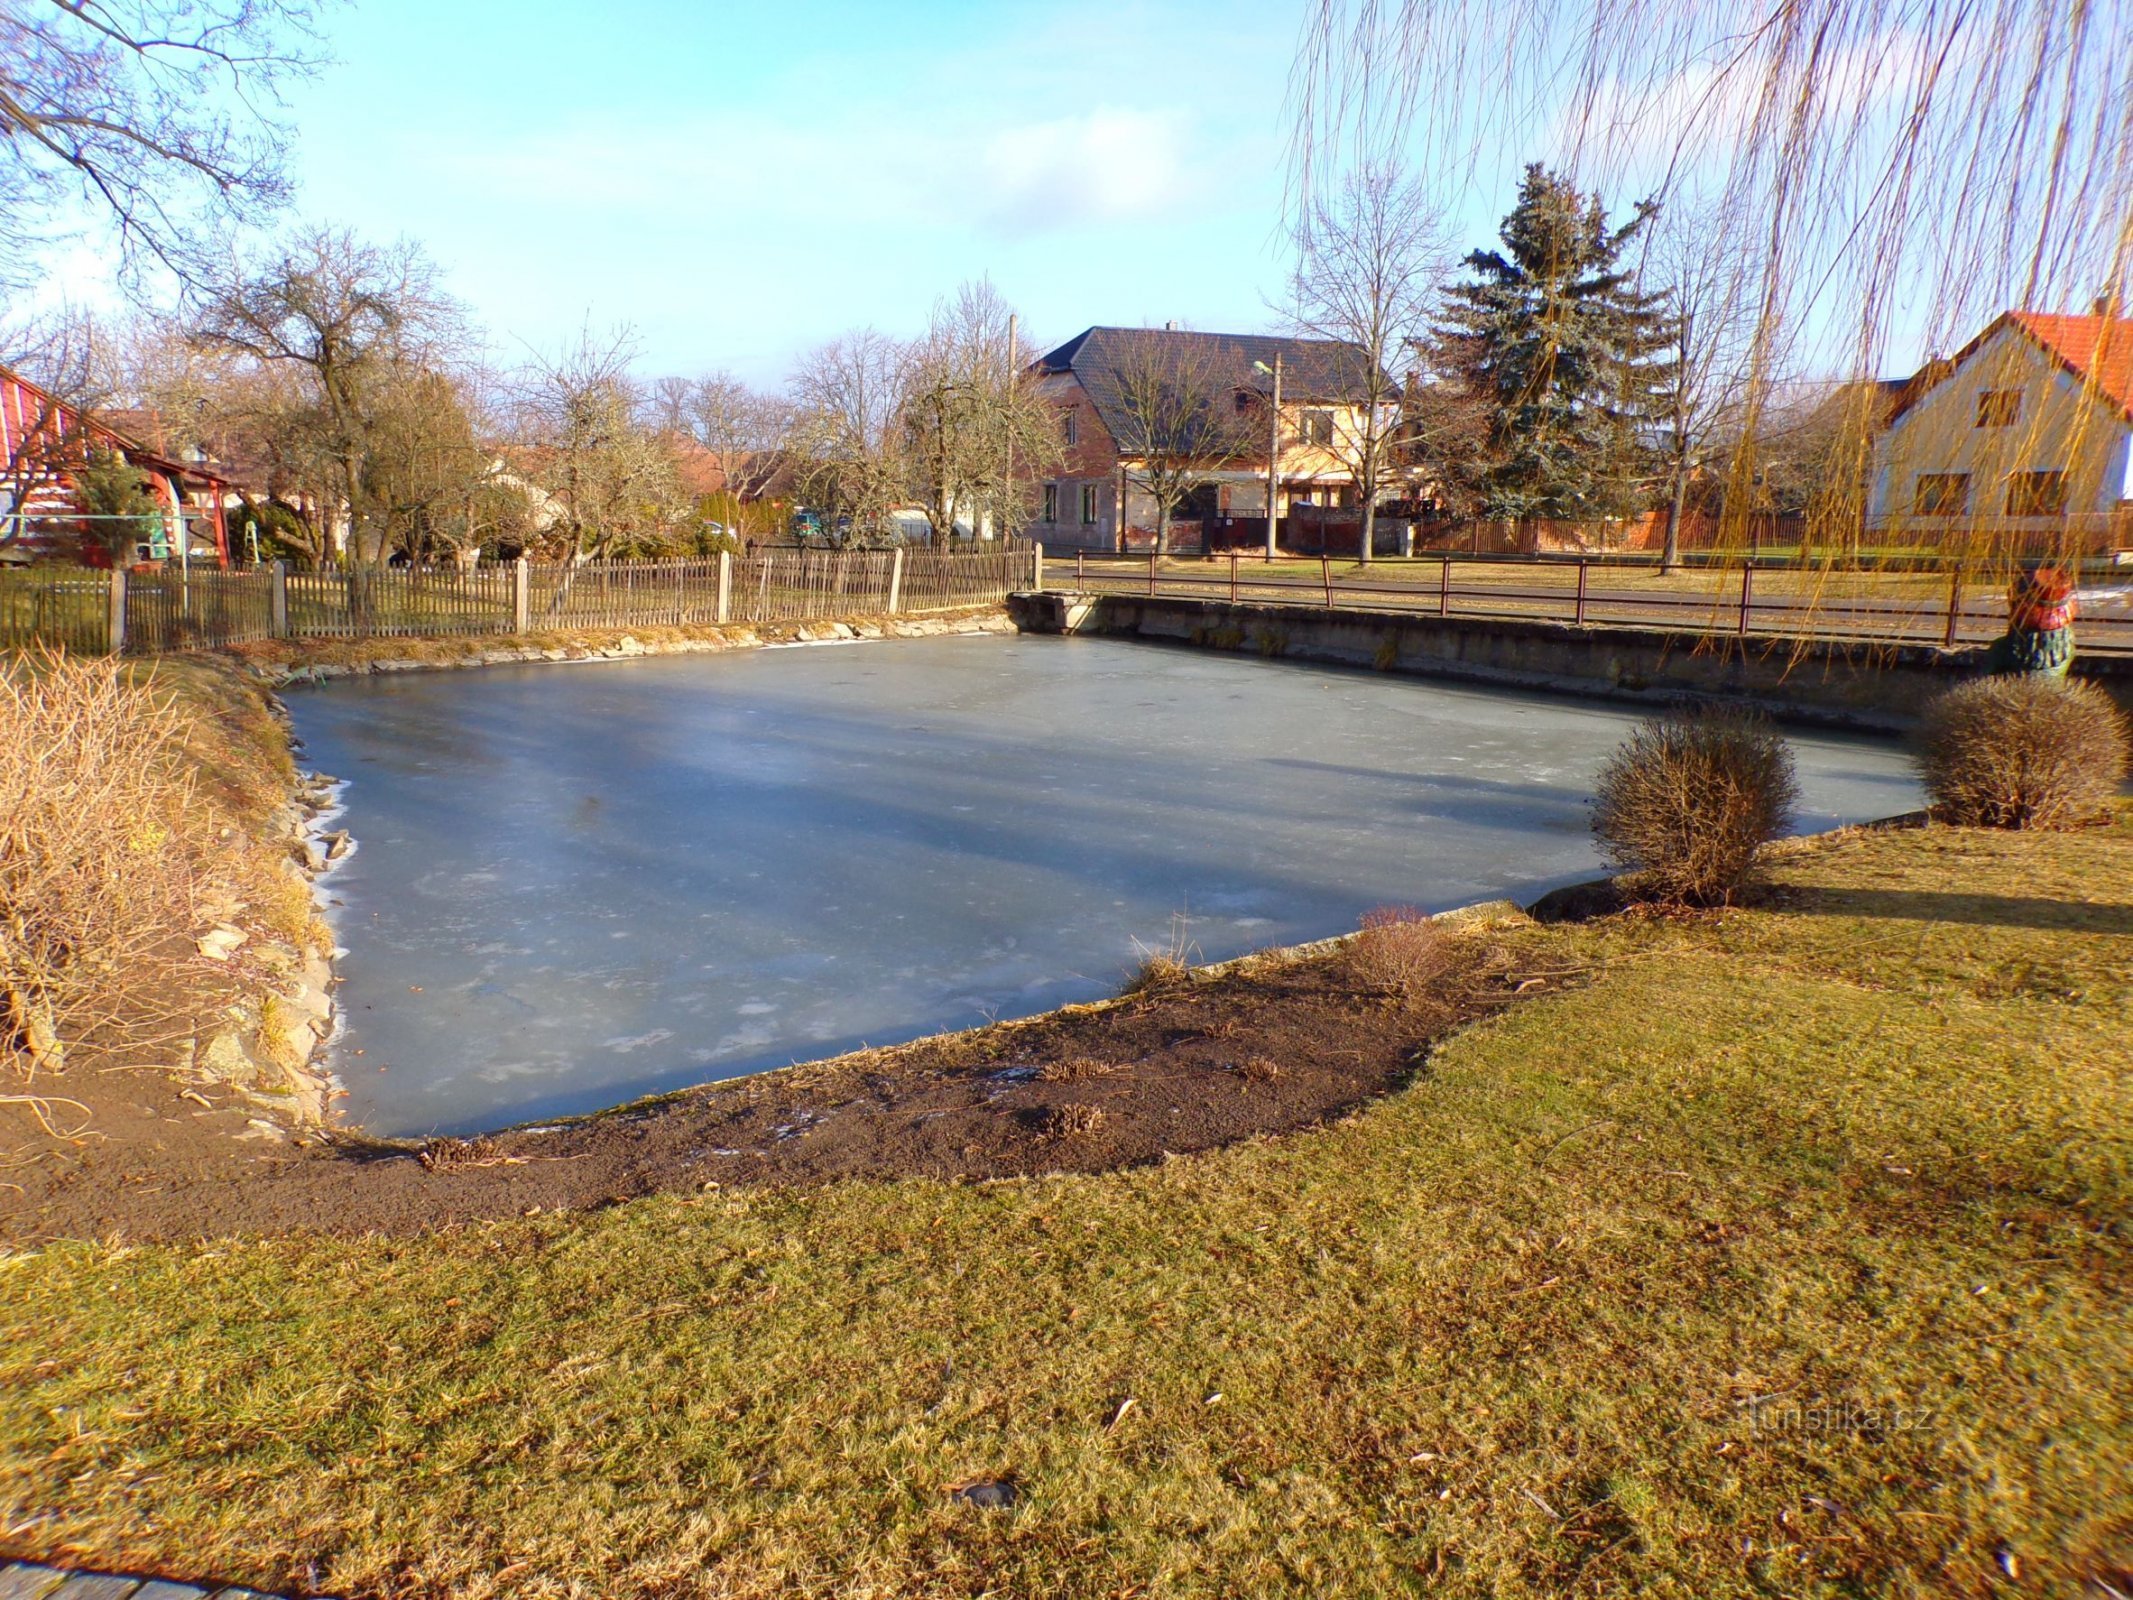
[0,1563,308,1600]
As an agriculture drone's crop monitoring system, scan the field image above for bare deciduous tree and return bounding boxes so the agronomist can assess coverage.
[788,328,907,544]
[1105,332,1254,555]
[187,228,471,566]
[900,279,1061,544]
[518,325,686,561]
[1287,162,1447,563]
[1640,201,1764,570]
[0,0,321,286]
[682,373,790,509]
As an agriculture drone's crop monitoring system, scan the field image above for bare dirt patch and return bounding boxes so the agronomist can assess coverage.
[1,937,1534,1244]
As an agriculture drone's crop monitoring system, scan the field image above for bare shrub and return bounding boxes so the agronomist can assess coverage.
[1347,905,1450,992]
[1,651,209,1076]
[1916,676,2129,829]
[1592,709,1799,906]
[1232,1055,1285,1083]
[1043,1103,1107,1140]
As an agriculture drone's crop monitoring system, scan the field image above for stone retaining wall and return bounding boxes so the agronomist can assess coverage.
[1009,591,2133,730]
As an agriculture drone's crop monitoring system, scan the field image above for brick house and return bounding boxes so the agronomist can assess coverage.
[1023,326,1395,553]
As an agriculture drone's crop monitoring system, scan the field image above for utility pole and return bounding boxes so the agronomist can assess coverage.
[1263,354,1282,561]
[1003,313,1017,546]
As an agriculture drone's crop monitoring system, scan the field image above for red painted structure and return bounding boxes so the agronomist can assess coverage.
[0,364,231,567]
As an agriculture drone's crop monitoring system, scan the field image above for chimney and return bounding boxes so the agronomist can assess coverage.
[1164,320,1178,331]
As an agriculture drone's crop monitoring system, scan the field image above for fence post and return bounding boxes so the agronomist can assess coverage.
[1942,565,1963,647]
[1076,549,1085,586]
[1031,541,1044,593]
[269,561,289,638]
[1738,561,1754,637]
[1148,552,1157,596]
[1574,559,1589,626]
[1230,549,1239,603]
[1439,557,1451,617]
[107,566,127,655]
[1322,554,1333,610]
[716,550,732,624]
[512,557,530,634]
[887,547,905,614]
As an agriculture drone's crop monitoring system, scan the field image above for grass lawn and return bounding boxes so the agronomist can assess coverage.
[3,817,2129,1598]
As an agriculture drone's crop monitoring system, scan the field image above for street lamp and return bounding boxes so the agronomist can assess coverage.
[1251,357,1282,562]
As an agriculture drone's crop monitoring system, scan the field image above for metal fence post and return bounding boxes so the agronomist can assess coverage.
[716,550,732,624]
[1737,561,1754,637]
[1439,557,1451,617]
[1230,549,1239,603]
[512,556,530,633]
[107,566,127,655]
[1942,565,1963,647]
[269,560,289,638]
[1148,552,1157,596]
[887,547,905,614]
[1321,554,1333,610]
[1574,559,1589,626]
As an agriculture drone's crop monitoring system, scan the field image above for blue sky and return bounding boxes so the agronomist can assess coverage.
[32,0,2045,386]
[271,0,1316,385]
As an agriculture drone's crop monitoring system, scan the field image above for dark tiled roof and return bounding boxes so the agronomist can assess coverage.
[1030,326,1391,448]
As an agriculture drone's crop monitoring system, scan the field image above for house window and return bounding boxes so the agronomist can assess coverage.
[1042,483,1058,523]
[1062,410,1078,446]
[1080,484,1099,525]
[1976,389,2021,427]
[2004,470,2069,517]
[1913,473,1970,517]
[1301,409,1335,447]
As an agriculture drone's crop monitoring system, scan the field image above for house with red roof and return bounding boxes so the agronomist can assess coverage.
[1866,305,2133,553]
[0,365,231,567]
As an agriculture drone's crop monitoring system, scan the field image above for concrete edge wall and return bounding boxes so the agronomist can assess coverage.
[1008,591,2133,732]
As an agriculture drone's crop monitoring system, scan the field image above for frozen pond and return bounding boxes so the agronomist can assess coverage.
[289,636,1921,1135]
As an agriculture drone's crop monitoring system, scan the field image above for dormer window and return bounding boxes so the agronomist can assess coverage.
[1975,389,2021,427]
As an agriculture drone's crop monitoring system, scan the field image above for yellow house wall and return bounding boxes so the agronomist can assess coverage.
[1867,323,2132,535]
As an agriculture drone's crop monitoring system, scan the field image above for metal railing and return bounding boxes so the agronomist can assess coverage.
[1056,550,2133,655]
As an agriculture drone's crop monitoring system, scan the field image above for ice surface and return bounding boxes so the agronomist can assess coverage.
[287,636,1921,1135]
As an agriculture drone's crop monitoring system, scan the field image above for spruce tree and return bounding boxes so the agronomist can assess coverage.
[1435,164,1676,521]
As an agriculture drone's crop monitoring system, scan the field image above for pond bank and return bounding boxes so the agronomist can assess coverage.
[0,898,1538,1244]
[225,604,1016,682]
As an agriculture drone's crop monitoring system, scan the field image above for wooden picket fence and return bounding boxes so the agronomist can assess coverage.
[0,548,1040,655]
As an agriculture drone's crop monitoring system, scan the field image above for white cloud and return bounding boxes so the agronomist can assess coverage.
[978,108,1192,232]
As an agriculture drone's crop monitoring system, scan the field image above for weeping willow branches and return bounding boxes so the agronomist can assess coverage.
[1294,0,2129,360]
[1292,0,2133,571]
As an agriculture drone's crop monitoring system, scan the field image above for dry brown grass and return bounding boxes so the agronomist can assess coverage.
[1036,1056,1118,1084]
[1592,709,1799,905]
[417,1134,509,1172]
[1916,675,2130,829]
[0,650,212,1082]
[1346,905,1450,992]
